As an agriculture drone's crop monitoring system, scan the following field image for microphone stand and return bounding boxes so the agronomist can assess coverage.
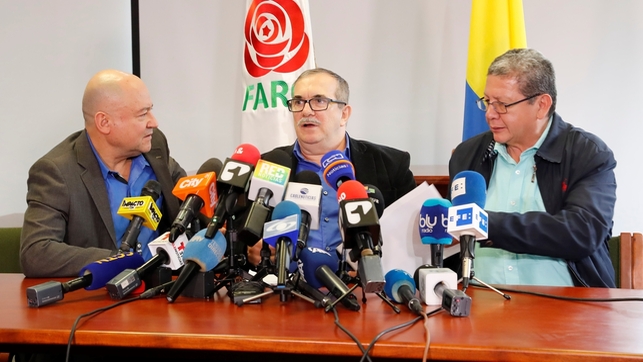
[212,214,253,298]
[338,248,399,313]
[460,242,510,300]
[466,271,511,300]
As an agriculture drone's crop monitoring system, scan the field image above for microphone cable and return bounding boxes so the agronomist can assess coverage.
[65,281,174,362]
[471,284,643,302]
[330,306,373,362]
[359,306,442,362]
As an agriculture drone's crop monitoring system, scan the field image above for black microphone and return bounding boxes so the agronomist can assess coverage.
[169,158,223,242]
[238,149,292,246]
[336,180,385,294]
[364,183,385,218]
[118,180,163,253]
[205,144,261,239]
[283,170,322,261]
[106,239,179,299]
[315,264,361,312]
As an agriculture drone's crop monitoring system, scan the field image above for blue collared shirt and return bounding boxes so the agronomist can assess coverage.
[88,134,161,261]
[292,135,351,256]
[477,118,574,286]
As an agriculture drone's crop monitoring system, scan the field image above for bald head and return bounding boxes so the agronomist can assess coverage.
[82,70,146,125]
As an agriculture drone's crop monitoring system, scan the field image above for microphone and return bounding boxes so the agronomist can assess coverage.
[290,247,333,308]
[283,171,322,260]
[118,180,163,253]
[384,269,423,316]
[205,144,261,238]
[147,231,188,270]
[169,158,223,242]
[419,198,453,268]
[336,180,385,293]
[364,184,385,218]
[363,183,385,258]
[105,231,189,299]
[239,149,292,246]
[263,200,301,288]
[414,265,471,317]
[296,247,360,311]
[26,252,144,307]
[447,171,488,290]
[315,266,361,312]
[166,228,227,303]
[321,150,355,190]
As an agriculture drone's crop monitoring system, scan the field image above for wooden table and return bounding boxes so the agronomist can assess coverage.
[2,274,643,361]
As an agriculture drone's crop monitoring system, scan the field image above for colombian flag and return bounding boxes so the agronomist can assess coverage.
[462,0,527,140]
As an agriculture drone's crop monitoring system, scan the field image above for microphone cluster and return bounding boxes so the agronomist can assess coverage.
[26,144,488,321]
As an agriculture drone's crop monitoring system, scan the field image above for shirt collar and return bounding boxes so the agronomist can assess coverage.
[86,132,150,181]
[494,116,553,159]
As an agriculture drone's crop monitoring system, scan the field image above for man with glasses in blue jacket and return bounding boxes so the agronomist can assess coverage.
[448,48,617,288]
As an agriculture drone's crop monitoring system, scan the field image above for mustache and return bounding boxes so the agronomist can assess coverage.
[297,118,321,127]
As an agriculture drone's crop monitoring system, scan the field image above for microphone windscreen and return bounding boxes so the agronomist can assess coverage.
[263,200,301,249]
[79,252,145,290]
[337,180,368,201]
[298,247,340,289]
[231,143,261,166]
[261,149,292,167]
[181,228,227,271]
[384,269,416,304]
[451,171,486,208]
[271,200,301,221]
[321,150,355,189]
[419,198,452,244]
[364,184,385,217]
[294,170,321,185]
[141,179,162,201]
[197,158,223,175]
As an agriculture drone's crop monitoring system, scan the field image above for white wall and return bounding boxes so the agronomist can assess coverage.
[0,1,132,226]
[2,0,641,235]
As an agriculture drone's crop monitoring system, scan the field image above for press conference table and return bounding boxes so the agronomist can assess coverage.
[1,274,643,361]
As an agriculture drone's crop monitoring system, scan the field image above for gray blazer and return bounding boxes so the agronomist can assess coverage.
[20,128,186,277]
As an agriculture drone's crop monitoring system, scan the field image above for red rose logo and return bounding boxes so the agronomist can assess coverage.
[244,0,311,78]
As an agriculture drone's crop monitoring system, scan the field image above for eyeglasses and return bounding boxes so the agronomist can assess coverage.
[476,94,542,114]
[286,97,347,112]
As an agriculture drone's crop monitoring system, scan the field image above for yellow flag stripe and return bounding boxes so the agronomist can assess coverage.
[466,0,527,97]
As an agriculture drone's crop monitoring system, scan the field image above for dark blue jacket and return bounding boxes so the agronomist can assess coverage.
[449,113,617,287]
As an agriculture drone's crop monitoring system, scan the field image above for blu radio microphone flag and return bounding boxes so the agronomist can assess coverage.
[241,0,316,152]
[462,0,527,140]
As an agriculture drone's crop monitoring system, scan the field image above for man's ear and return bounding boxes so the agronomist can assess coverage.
[94,112,111,135]
[537,94,553,119]
[340,104,352,126]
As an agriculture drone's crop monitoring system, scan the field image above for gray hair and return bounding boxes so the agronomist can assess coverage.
[488,48,557,117]
[293,68,350,103]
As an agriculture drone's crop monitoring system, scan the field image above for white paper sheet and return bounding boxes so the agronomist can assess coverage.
[380,182,460,277]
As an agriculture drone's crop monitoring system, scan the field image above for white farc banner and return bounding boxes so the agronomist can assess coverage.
[241,0,316,153]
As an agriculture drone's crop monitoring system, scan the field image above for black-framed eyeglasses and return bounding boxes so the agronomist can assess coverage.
[286,97,347,112]
[476,93,542,114]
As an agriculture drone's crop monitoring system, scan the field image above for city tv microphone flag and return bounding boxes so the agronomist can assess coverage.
[241,0,316,152]
[462,0,527,140]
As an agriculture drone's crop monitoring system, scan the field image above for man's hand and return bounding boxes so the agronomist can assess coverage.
[247,239,275,267]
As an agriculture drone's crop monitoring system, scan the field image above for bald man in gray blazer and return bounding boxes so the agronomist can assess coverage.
[20,70,186,277]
